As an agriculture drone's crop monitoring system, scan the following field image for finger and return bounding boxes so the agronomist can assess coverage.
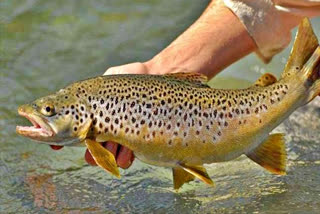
[116,146,134,169]
[104,141,119,157]
[103,66,125,76]
[85,149,97,166]
[131,153,135,162]
[50,145,64,150]
[103,62,148,76]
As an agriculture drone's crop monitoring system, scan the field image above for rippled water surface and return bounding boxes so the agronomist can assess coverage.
[1,0,320,213]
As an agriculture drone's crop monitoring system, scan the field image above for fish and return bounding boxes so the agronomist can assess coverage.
[16,18,320,190]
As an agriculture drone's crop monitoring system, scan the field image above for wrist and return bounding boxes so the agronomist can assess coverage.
[143,57,177,75]
[142,60,155,75]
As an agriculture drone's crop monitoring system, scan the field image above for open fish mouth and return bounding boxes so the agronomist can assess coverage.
[16,110,54,138]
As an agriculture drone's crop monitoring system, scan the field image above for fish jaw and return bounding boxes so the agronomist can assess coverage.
[16,105,55,141]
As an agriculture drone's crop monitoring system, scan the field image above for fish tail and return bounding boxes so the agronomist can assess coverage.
[282,18,320,102]
[303,47,320,102]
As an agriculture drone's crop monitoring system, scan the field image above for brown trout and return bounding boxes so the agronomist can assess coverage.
[17,19,320,190]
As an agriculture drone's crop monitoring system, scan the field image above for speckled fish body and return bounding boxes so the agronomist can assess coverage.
[46,74,293,166]
[16,19,320,189]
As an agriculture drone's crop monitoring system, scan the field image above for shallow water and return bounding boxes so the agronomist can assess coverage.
[1,0,320,213]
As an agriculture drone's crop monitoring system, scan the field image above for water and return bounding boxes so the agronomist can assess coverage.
[1,0,320,213]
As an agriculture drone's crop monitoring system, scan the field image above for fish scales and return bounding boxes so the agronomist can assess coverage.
[16,18,320,190]
[58,74,294,166]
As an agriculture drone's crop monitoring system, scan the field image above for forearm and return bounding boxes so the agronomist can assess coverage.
[225,0,320,62]
[106,0,319,78]
[145,0,256,79]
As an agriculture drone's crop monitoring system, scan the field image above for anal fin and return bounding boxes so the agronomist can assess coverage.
[85,139,120,178]
[246,133,286,175]
[179,164,214,187]
[172,167,195,190]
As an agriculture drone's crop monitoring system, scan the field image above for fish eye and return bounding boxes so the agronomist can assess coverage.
[45,106,51,112]
[41,104,56,117]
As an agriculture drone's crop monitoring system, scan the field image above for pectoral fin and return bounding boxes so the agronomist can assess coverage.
[179,164,214,187]
[246,133,286,175]
[77,119,92,141]
[172,167,195,190]
[85,139,120,178]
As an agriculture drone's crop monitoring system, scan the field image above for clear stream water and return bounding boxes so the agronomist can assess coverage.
[1,0,320,213]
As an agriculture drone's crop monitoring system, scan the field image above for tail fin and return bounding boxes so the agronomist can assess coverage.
[304,47,320,102]
[281,18,320,102]
[282,18,319,78]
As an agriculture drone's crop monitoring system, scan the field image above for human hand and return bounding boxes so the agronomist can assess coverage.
[103,62,151,75]
[50,62,151,169]
[50,142,134,169]
[93,62,152,168]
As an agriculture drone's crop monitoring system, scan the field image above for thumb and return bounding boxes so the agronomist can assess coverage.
[103,66,127,76]
[103,62,149,76]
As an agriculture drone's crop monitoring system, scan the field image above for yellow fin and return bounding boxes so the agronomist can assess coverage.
[164,72,209,87]
[246,133,286,175]
[179,164,214,186]
[254,73,277,87]
[283,18,319,77]
[85,139,120,178]
[77,119,92,141]
[172,167,195,190]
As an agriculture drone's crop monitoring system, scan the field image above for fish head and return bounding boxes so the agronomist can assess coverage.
[16,91,92,146]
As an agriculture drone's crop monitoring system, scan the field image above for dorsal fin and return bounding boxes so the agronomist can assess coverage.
[254,73,277,87]
[164,72,208,87]
[282,18,319,77]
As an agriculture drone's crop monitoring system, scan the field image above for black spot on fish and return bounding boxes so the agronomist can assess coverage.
[183,114,188,121]
[213,109,217,118]
[105,117,110,123]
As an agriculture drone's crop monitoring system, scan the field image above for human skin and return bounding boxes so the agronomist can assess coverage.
[52,0,303,169]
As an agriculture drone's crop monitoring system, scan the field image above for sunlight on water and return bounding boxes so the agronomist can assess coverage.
[1,0,320,213]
